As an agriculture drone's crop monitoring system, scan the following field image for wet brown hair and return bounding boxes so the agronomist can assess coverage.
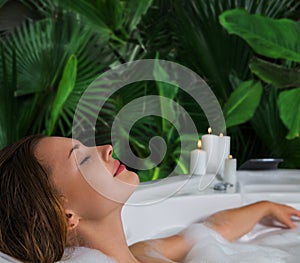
[0,135,68,262]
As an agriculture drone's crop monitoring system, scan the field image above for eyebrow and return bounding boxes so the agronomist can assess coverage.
[68,144,80,159]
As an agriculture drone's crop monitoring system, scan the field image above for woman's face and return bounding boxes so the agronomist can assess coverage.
[35,137,139,220]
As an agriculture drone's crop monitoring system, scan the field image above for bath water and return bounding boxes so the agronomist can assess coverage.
[181,223,300,263]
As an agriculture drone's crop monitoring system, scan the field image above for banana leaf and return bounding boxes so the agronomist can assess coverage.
[174,0,298,102]
[219,9,300,63]
[224,80,263,128]
[278,88,300,139]
[250,57,300,89]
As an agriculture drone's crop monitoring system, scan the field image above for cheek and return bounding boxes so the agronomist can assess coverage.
[51,166,97,208]
[58,172,118,218]
[80,169,139,204]
[53,163,140,216]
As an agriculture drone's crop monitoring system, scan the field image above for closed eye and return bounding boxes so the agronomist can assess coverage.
[80,156,91,165]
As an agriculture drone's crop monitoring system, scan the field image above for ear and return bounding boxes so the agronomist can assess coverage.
[65,210,80,230]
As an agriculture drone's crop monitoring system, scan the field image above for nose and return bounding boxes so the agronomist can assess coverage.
[97,144,113,162]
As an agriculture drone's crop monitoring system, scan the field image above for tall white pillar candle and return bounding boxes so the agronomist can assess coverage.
[201,128,219,174]
[218,133,231,177]
[190,140,207,175]
[223,155,237,185]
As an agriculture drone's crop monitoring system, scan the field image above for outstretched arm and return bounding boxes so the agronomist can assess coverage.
[204,201,300,241]
[130,201,300,261]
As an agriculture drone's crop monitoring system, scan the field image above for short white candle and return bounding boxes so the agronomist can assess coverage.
[201,128,219,174]
[223,155,237,185]
[190,140,207,175]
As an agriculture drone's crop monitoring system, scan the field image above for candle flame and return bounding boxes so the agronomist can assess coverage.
[219,133,223,137]
[198,140,202,149]
[229,154,233,159]
[208,127,212,134]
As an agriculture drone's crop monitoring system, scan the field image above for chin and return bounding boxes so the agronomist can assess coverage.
[116,170,140,186]
[106,170,138,202]
[129,170,140,186]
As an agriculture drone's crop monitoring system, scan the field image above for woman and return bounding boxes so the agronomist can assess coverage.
[0,135,299,263]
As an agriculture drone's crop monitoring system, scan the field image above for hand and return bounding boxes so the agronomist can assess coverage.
[267,202,300,228]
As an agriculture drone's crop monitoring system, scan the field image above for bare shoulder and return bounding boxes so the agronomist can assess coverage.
[130,240,178,263]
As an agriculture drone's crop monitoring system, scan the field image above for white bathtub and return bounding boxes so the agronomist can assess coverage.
[122,169,300,245]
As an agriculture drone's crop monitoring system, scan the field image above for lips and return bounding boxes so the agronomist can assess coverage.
[113,160,126,177]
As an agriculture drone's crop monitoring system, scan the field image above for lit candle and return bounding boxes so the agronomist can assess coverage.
[223,155,237,185]
[190,140,207,175]
[217,133,231,177]
[201,128,220,174]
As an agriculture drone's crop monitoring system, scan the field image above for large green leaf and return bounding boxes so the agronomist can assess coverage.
[46,55,77,135]
[278,88,300,139]
[224,80,263,128]
[250,57,300,89]
[174,0,298,103]
[219,9,300,63]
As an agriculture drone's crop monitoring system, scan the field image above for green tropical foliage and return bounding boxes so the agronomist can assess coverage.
[0,0,299,181]
[46,54,78,135]
[224,80,263,128]
[220,8,300,166]
[249,58,300,89]
[220,9,300,62]
[172,0,299,168]
[278,88,300,139]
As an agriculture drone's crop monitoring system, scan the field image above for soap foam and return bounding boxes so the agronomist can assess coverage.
[180,223,300,263]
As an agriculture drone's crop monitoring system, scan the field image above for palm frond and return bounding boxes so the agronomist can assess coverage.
[0,43,19,147]
[2,10,117,137]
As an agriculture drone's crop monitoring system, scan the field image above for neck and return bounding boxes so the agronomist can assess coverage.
[77,209,139,263]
